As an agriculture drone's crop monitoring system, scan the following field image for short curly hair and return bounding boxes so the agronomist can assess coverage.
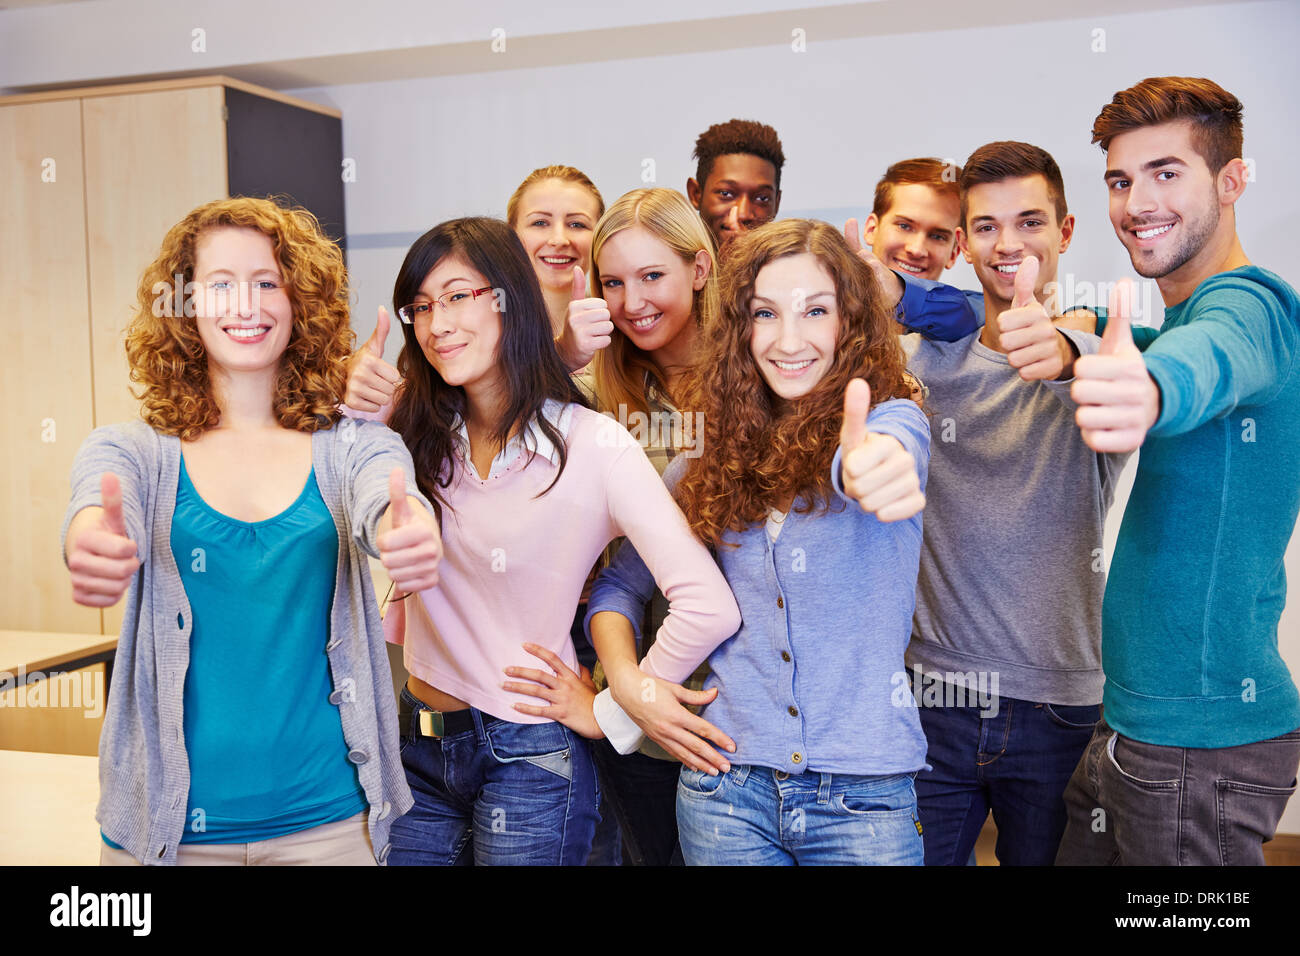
[126,196,353,440]
[692,119,786,191]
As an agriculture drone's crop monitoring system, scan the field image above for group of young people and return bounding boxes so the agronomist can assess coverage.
[62,74,1300,866]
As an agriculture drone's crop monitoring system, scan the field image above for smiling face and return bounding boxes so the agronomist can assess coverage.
[864,182,960,280]
[192,226,293,376]
[748,253,840,403]
[409,253,504,396]
[512,178,601,292]
[1103,120,1227,283]
[689,153,781,246]
[595,225,708,357]
[959,174,1074,309]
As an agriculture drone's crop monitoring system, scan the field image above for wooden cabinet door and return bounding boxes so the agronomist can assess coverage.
[0,100,100,634]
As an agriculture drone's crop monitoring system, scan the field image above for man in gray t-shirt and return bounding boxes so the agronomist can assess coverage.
[893,142,1131,866]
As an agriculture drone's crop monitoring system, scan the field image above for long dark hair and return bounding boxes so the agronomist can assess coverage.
[388,217,585,517]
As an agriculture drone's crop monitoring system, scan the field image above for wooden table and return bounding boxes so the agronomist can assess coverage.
[0,749,100,864]
[0,629,116,690]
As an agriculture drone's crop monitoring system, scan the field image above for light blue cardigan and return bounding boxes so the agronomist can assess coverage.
[61,418,430,864]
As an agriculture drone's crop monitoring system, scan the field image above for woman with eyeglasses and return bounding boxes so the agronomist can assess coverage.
[347,216,738,865]
[63,197,441,866]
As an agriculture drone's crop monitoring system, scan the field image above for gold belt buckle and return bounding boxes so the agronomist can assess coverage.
[418,710,445,738]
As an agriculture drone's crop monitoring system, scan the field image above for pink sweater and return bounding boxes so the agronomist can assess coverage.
[365,403,740,723]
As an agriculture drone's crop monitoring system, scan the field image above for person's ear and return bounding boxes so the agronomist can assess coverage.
[686,177,703,211]
[1218,158,1249,205]
[862,213,880,249]
[692,248,712,290]
[1058,213,1076,253]
[956,227,972,264]
[944,239,960,269]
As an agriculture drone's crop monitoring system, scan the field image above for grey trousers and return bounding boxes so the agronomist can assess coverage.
[1056,718,1300,865]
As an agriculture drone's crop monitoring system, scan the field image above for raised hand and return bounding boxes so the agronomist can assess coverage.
[376,468,442,593]
[1071,279,1160,452]
[998,256,1073,381]
[557,266,613,371]
[844,217,903,309]
[67,473,140,607]
[839,378,925,522]
[344,306,402,412]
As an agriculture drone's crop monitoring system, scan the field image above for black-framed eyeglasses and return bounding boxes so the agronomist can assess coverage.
[397,287,495,324]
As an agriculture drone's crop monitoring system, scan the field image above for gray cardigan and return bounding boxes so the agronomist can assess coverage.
[61,418,429,865]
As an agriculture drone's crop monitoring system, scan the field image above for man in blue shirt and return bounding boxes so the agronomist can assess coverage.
[1060,76,1300,866]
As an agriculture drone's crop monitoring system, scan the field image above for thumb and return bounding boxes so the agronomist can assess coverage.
[841,378,871,451]
[1011,256,1039,310]
[367,306,391,358]
[1100,279,1137,356]
[843,218,863,254]
[571,265,586,302]
[100,472,128,536]
[388,468,410,529]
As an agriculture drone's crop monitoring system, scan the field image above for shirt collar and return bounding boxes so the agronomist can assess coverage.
[452,399,572,479]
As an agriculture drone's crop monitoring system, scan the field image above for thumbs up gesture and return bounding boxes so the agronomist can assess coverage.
[843,218,903,309]
[66,473,141,607]
[997,257,1073,381]
[376,468,442,593]
[839,379,925,521]
[1071,279,1160,452]
[556,266,613,372]
[345,306,403,412]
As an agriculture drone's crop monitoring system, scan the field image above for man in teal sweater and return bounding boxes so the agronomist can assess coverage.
[1058,76,1300,865]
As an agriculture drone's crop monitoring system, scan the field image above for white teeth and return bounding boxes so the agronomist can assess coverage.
[631,314,659,329]
[1135,224,1174,239]
[774,359,813,370]
[542,256,572,264]
[225,327,267,339]
[996,264,1020,274]
[895,262,924,274]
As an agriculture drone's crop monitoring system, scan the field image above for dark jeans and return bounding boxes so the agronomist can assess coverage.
[913,688,1101,866]
[590,737,684,865]
[1056,717,1300,865]
[388,685,599,866]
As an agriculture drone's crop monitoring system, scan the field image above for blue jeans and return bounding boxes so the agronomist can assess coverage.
[676,765,923,865]
[913,689,1100,866]
[1056,717,1300,865]
[388,686,599,866]
[591,737,683,866]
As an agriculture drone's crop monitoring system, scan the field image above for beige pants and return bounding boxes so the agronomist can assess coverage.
[100,811,377,866]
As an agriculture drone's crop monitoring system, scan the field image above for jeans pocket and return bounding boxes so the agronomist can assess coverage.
[1216,777,1298,865]
[1106,732,1180,790]
[835,774,916,815]
[486,720,574,782]
[1043,702,1102,731]
[678,766,728,798]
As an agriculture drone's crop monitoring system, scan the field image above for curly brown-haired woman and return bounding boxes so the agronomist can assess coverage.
[61,196,441,865]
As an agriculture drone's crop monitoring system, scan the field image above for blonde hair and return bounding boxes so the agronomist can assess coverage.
[506,165,605,228]
[588,188,720,416]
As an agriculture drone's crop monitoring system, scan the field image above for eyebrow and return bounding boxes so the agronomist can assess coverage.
[970,208,1049,222]
[200,268,280,278]
[1105,156,1189,179]
[895,216,953,234]
[714,180,773,191]
[437,276,476,290]
[524,209,592,220]
[750,291,835,304]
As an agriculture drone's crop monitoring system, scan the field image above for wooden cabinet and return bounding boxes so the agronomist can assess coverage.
[0,77,344,635]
